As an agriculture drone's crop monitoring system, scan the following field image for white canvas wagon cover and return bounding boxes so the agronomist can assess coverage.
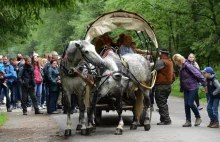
[85,10,158,48]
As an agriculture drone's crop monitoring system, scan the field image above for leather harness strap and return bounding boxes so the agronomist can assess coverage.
[70,67,96,87]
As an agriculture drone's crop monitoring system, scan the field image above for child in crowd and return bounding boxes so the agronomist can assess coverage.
[202,67,220,128]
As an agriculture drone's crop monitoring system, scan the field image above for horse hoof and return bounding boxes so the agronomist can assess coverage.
[76,124,82,133]
[64,129,71,136]
[76,124,82,130]
[115,128,123,135]
[130,124,137,130]
[92,125,96,132]
[86,128,92,135]
[144,124,151,131]
[81,129,87,135]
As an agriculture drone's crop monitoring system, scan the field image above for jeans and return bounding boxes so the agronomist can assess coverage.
[71,93,78,108]
[194,89,200,107]
[48,91,59,113]
[206,94,210,103]
[12,83,22,107]
[0,89,4,102]
[207,97,219,123]
[41,84,48,107]
[35,83,42,106]
[0,82,11,109]
[184,89,201,122]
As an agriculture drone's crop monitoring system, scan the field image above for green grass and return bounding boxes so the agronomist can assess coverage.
[171,66,220,102]
[0,113,7,127]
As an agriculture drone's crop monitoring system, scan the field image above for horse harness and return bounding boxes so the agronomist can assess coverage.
[60,43,96,87]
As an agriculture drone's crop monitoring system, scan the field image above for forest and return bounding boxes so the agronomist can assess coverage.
[1,0,220,67]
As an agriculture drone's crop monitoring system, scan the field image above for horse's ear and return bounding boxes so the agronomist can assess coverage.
[75,42,82,49]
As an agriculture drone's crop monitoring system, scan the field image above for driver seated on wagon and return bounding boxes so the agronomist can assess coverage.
[119,34,136,55]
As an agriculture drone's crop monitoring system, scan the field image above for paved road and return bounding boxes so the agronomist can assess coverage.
[1,96,220,142]
[51,96,220,142]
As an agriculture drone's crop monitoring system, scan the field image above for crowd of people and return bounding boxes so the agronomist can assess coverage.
[0,33,220,129]
[0,51,78,115]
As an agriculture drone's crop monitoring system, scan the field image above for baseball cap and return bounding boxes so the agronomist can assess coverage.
[33,53,39,57]
[201,67,214,73]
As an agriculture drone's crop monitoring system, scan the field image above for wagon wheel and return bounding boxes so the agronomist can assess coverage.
[94,109,102,126]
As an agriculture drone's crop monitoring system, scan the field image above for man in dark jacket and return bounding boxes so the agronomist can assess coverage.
[11,58,24,108]
[18,57,43,115]
[154,48,173,125]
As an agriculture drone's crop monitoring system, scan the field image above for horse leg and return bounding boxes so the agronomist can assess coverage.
[64,93,72,136]
[115,93,123,135]
[143,89,151,131]
[130,91,138,130]
[87,91,98,133]
[78,89,87,135]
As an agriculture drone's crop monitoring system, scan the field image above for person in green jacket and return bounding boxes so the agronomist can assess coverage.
[47,60,61,114]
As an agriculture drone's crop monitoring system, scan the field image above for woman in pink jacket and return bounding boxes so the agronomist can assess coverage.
[33,55,43,109]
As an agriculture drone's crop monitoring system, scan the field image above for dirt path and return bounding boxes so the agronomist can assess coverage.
[0,109,65,142]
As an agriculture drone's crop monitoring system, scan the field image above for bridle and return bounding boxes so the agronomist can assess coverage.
[94,71,128,94]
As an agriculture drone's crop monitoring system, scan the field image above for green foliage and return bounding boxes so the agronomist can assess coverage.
[0,0,84,47]
[0,113,7,127]
[1,0,220,67]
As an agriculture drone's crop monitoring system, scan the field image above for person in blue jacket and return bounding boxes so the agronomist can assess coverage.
[0,56,17,112]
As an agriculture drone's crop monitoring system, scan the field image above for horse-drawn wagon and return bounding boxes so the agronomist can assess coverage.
[84,10,158,127]
[60,9,158,136]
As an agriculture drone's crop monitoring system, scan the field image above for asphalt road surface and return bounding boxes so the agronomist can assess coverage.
[52,96,220,142]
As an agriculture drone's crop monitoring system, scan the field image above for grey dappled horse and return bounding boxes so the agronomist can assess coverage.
[87,49,152,135]
[60,40,104,136]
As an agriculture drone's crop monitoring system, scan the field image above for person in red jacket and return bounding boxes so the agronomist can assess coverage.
[32,55,43,109]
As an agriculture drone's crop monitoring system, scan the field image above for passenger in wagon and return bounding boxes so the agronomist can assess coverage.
[119,35,135,56]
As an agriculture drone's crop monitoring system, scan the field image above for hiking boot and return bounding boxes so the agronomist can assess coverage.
[157,121,172,125]
[7,108,12,112]
[23,112,27,115]
[50,111,59,114]
[182,121,191,127]
[194,118,202,126]
[210,123,219,128]
[207,120,214,127]
[35,110,43,114]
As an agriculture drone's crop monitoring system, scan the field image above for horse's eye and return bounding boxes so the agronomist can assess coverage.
[84,51,89,54]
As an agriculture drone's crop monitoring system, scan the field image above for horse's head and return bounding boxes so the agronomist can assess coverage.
[97,71,129,97]
[75,40,104,67]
